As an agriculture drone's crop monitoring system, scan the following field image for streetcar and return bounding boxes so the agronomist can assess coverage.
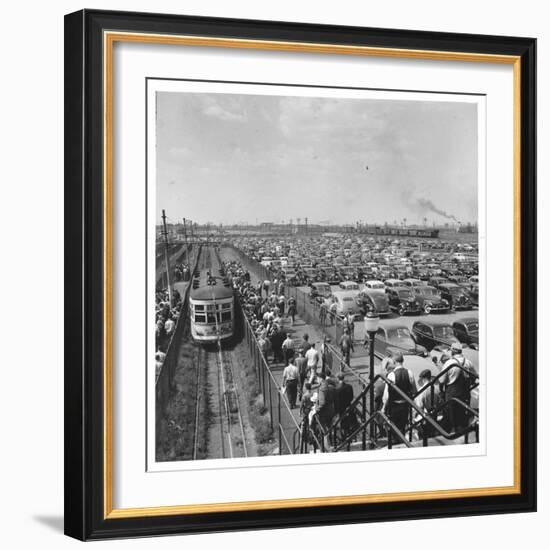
[189,267,234,343]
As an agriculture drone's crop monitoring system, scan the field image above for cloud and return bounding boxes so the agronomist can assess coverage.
[202,102,246,122]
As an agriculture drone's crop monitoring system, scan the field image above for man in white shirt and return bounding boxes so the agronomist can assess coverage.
[282,333,294,364]
[305,343,320,383]
[282,360,300,408]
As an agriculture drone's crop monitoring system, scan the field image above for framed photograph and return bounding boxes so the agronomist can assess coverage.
[64,9,536,540]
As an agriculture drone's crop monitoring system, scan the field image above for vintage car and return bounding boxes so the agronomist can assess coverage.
[309,282,332,303]
[374,325,428,357]
[386,286,422,315]
[356,289,391,317]
[438,283,473,310]
[326,268,343,285]
[363,280,386,292]
[467,283,479,307]
[452,317,479,348]
[331,290,362,320]
[401,277,426,288]
[339,280,360,292]
[428,276,448,289]
[413,285,450,314]
[447,275,469,286]
[383,278,403,289]
[411,320,461,351]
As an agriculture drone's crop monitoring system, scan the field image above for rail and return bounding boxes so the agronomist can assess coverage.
[328,365,479,451]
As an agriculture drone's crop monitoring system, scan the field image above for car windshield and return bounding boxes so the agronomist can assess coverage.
[343,297,354,302]
[418,288,437,296]
[448,287,463,294]
[433,326,454,338]
[387,328,412,340]
[465,321,479,331]
[370,283,384,289]
[397,290,414,299]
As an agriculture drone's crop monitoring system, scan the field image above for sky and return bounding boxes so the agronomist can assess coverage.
[155,90,478,226]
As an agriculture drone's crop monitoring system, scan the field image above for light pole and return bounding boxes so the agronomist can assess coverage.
[364,310,380,449]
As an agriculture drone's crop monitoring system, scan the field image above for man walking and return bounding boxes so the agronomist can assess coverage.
[282,359,300,409]
[440,342,475,432]
[282,333,294,364]
[382,352,417,438]
[339,328,354,367]
[305,342,320,384]
[295,350,308,400]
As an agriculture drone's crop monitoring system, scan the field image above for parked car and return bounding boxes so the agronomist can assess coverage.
[428,276,448,289]
[374,325,428,357]
[383,278,403,289]
[401,278,426,288]
[309,282,332,303]
[339,280,360,292]
[386,287,422,315]
[467,283,479,307]
[438,283,473,310]
[331,290,362,319]
[364,280,386,292]
[356,289,391,317]
[452,317,479,348]
[411,320,461,351]
[413,285,450,314]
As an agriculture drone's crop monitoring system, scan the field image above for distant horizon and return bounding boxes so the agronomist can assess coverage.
[156,90,479,226]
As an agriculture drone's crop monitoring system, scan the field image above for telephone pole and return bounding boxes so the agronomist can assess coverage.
[161,209,173,305]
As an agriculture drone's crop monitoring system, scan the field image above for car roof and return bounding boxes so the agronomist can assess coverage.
[413,319,452,328]
[453,316,478,324]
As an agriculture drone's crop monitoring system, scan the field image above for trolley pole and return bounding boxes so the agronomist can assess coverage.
[161,209,173,305]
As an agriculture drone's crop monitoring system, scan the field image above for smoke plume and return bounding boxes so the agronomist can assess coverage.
[414,198,458,222]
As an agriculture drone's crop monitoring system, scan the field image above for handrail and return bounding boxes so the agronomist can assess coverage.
[333,410,412,451]
[328,369,478,449]
[412,361,479,401]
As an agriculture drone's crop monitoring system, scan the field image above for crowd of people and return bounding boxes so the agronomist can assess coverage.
[154,287,182,376]
[375,343,477,442]
[221,257,478,451]
[222,259,352,444]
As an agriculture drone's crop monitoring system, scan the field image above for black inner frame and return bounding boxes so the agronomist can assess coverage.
[64,9,536,541]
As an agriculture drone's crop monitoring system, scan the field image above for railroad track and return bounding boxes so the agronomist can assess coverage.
[194,342,248,460]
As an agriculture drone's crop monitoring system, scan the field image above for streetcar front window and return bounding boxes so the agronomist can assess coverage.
[221,312,232,322]
[194,304,205,311]
[194,314,206,323]
[207,313,216,324]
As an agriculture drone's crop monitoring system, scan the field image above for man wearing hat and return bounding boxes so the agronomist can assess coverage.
[382,352,417,438]
[415,368,443,438]
[440,342,476,432]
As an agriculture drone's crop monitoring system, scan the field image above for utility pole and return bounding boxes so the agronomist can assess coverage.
[161,209,173,305]
[183,217,191,268]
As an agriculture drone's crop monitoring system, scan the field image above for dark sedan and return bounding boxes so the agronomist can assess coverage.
[413,285,450,314]
[439,283,473,310]
[386,287,422,315]
[452,317,479,348]
[411,320,461,351]
[374,325,428,357]
[356,290,391,317]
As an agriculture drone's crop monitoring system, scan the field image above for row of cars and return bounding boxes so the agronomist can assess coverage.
[310,275,478,319]
[373,317,479,358]
[237,235,478,289]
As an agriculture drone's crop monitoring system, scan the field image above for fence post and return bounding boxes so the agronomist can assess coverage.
[278,392,282,455]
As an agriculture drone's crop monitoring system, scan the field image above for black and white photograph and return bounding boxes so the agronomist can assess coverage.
[152,83,482,464]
